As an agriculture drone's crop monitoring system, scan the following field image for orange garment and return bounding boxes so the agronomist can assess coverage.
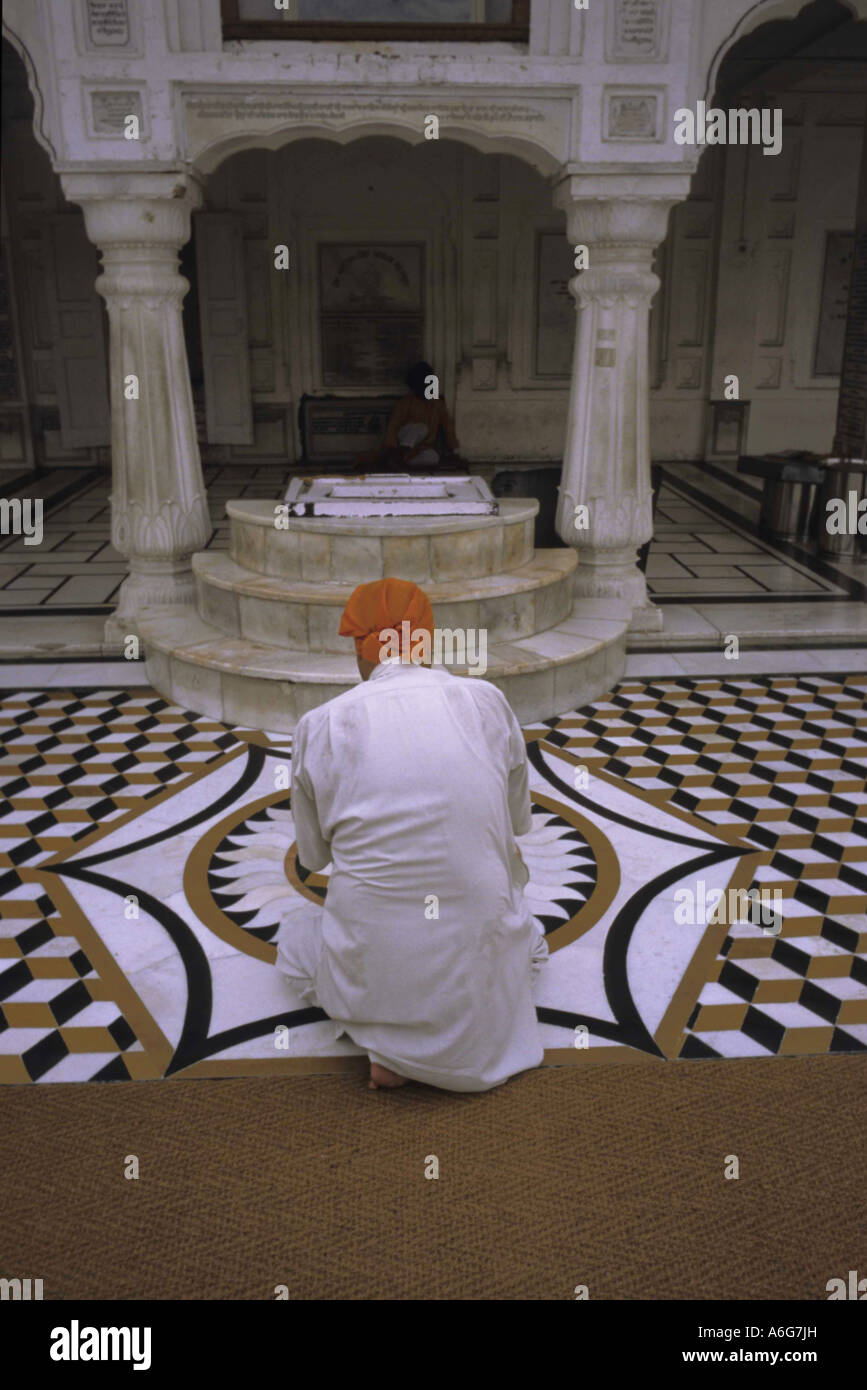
[382,395,458,452]
[338,577,435,666]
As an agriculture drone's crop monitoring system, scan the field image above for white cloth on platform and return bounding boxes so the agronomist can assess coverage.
[275,661,547,1092]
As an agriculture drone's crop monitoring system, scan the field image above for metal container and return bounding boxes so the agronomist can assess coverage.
[739,453,824,541]
[817,459,867,558]
[760,477,819,540]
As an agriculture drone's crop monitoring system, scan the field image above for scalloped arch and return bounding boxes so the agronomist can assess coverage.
[191,119,561,179]
[0,23,56,164]
[704,0,863,101]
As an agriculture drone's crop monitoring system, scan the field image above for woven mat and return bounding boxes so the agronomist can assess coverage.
[2,1055,864,1301]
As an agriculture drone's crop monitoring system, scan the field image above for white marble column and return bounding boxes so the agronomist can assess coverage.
[61,172,211,643]
[553,177,687,631]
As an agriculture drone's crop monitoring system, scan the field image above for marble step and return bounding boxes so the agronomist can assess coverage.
[139,600,630,731]
[226,497,538,583]
[194,548,577,651]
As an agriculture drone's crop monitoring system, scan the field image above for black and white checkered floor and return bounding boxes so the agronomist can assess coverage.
[1,671,864,1082]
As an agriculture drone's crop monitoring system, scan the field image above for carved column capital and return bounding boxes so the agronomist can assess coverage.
[62,172,203,304]
[553,186,677,264]
[59,169,203,221]
[568,268,661,310]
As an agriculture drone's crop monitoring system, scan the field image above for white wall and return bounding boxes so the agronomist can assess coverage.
[2,0,865,466]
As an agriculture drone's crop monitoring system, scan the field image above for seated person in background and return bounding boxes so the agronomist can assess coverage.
[274,577,548,1093]
[352,361,461,471]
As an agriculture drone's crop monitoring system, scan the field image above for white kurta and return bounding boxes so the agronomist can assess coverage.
[276,661,548,1092]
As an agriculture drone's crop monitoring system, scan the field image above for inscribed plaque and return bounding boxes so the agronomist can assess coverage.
[89,90,142,136]
[605,93,660,141]
[319,244,425,387]
[85,0,130,46]
[182,90,571,175]
[814,231,854,377]
[535,233,574,378]
[321,317,424,387]
[0,245,20,402]
[609,0,665,61]
[320,244,422,312]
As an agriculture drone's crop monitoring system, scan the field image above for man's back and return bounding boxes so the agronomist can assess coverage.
[294,662,524,897]
[284,661,544,1089]
[276,577,546,1092]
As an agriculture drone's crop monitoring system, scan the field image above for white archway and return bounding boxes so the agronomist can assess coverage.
[0,23,56,163]
[189,120,562,183]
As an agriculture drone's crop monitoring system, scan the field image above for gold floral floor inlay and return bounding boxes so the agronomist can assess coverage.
[0,674,864,1082]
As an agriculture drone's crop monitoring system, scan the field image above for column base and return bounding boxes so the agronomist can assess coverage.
[104,613,131,647]
[105,562,197,645]
[628,601,665,633]
[571,545,661,631]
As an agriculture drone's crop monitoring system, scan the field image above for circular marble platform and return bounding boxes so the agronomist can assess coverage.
[194,549,577,651]
[227,497,537,583]
[140,499,629,730]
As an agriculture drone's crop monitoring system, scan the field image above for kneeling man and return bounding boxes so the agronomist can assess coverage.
[276,578,547,1092]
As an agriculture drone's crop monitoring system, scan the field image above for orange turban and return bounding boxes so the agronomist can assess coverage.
[338,578,434,665]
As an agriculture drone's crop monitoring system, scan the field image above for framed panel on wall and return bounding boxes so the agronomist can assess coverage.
[319,243,425,389]
[221,1,528,41]
[706,399,750,459]
[813,230,854,378]
[0,229,34,470]
[534,231,574,379]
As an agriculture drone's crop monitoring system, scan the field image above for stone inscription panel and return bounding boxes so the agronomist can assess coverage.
[607,0,667,62]
[181,90,572,170]
[814,231,854,377]
[89,89,143,137]
[319,243,424,387]
[84,0,131,47]
[604,90,662,142]
[0,244,20,403]
[322,316,424,384]
[535,232,574,378]
[320,244,422,313]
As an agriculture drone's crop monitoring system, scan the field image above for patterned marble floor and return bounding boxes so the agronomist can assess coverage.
[2,464,864,612]
[646,484,852,602]
[1,672,864,1083]
[0,465,277,610]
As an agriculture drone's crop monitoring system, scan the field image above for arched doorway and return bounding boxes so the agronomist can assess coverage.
[650,0,867,464]
[705,0,863,103]
[186,134,570,469]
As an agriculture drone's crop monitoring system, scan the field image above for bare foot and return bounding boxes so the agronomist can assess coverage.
[368,1061,408,1091]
